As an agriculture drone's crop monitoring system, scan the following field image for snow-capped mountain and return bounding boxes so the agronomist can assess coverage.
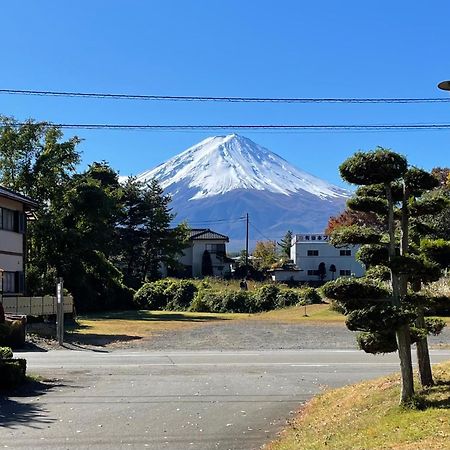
[136,134,349,249]
[137,134,347,201]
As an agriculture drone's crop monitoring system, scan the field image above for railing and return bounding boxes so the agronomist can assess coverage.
[1,295,73,316]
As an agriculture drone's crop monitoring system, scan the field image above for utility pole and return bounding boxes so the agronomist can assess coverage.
[56,277,64,346]
[245,213,249,275]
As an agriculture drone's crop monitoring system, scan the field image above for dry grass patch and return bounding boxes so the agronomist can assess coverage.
[265,361,450,450]
[253,303,345,324]
[70,310,249,338]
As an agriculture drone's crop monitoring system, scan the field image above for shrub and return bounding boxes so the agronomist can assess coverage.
[221,291,254,313]
[356,331,398,354]
[0,323,11,346]
[0,346,13,359]
[298,287,322,304]
[165,280,197,311]
[134,279,172,309]
[253,285,280,312]
[189,292,213,312]
[0,358,27,388]
[275,290,301,309]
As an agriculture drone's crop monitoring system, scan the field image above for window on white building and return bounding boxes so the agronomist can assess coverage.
[340,249,351,256]
[307,250,319,256]
[307,269,319,276]
[340,269,351,276]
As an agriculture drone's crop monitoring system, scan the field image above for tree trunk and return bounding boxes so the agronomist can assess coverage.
[396,324,415,402]
[385,183,415,404]
[416,305,434,386]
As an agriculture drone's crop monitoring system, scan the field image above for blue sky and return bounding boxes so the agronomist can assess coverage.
[1,1,450,188]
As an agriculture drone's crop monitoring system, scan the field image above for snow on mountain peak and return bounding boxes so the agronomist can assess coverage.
[136,134,348,201]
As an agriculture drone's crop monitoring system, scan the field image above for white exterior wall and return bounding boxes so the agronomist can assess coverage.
[180,239,230,278]
[291,233,365,282]
[0,197,24,272]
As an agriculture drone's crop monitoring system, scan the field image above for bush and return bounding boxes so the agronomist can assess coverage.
[356,331,398,354]
[298,287,322,304]
[275,290,301,309]
[0,358,27,388]
[165,280,197,311]
[0,323,11,346]
[253,285,280,312]
[134,279,172,309]
[221,291,254,313]
[0,346,13,359]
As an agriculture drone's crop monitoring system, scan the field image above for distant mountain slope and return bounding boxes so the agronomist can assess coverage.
[136,134,349,250]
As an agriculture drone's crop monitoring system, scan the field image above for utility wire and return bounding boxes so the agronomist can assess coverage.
[249,221,277,242]
[1,88,450,104]
[10,122,450,131]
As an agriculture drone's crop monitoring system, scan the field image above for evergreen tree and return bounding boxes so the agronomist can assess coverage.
[279,230,293,259]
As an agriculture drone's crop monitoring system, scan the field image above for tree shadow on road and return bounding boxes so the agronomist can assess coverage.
[0,379,72,429]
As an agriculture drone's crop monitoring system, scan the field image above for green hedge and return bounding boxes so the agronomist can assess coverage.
[0,359,27,388]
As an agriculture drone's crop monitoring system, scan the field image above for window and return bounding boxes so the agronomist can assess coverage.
[2,272,15,293]
[340,270,351,276]
[1,208,14,231]
[340,249,351,256]
[307,269,319,276]
[206,243,226,254]
[0,207,25,233]
[307,250,319,256]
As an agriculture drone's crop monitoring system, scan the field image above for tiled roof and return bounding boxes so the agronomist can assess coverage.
[0,185,38,208]
[189,228,229,242]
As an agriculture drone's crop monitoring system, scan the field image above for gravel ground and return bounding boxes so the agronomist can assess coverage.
[137,320,450,351]
[25,319,450,352]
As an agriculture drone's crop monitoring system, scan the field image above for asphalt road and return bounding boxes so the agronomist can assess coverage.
[2,349,450,450]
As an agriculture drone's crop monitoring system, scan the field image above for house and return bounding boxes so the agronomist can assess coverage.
[290,233,365,282]
[177,228,232,278]
[0,186,37,295]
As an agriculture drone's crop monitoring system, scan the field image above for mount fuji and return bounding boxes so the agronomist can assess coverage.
[136,134,349,250]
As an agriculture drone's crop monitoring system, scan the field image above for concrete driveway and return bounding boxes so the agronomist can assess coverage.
[2,349,450,449]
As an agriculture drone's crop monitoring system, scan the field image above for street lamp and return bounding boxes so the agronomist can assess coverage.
[438,80,450,91]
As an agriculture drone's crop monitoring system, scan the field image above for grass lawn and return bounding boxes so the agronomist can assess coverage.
[265,360,450,450]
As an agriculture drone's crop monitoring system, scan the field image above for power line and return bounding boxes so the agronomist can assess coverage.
[1,88,450,104]
[10,122,450,132]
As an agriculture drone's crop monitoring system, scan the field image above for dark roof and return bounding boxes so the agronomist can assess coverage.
[0,185,38,209]
[189,228,229,242]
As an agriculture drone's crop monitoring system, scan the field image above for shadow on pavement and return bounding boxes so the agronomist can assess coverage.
[0,379,71,429]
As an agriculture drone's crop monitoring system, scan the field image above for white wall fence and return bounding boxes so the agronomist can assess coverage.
[2,295,73,316]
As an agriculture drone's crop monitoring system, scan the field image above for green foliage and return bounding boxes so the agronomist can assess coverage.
[0,347,13,359]
[356,245,389,267]
[365,265,391,282]
[356,331,398,354]
[404,167,439,195]
[0,358,27,388]
[420,239,450,268]
[253,284,280,311]
[298,287,322,304]
[322,277,390,303]
[345,305,416,332]
[134,279,173,309]
[424,317,446,336]
[275,290,301,309]
[339,148,407,185]
[279,230,293,258]
[221,291,255,313]
[165,280,197,311]
[134,279,197,311]
[329,225,382,247]
[347,196,388,215]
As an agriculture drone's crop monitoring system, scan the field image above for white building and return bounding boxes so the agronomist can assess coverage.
[177,228,232,278]
[0,186,38,295]
[290,233,365,282]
